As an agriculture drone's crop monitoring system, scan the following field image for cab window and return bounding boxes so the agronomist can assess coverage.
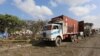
[53,26,59,29]
[43,25,52,30]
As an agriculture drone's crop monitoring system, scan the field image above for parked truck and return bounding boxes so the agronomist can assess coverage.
[42,15,79,46]
[78,21,93,37]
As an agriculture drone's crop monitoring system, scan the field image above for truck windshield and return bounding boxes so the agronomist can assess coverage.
[43,25,52,30]
[53,25,59,29]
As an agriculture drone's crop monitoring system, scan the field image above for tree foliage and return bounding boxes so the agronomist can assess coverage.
[30,19,46,39]
[0,14,25,33]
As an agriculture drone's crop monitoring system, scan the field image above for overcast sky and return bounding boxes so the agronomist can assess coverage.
[0,0,100,28]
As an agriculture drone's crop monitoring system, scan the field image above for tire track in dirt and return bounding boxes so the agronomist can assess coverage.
[88,35,100,56]
[0,44,31,52]
[77,35,99,56]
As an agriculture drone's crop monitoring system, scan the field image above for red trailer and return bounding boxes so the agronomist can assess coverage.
[49,15,78,38]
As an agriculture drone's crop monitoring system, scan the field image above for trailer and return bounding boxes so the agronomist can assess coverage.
[42,15,79,46]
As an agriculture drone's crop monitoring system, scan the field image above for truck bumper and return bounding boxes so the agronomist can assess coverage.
[41,37,55,41]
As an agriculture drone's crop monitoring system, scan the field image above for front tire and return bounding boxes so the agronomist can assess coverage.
[54,37,62,46]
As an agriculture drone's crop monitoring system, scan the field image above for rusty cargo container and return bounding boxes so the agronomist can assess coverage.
[49,15,78,38]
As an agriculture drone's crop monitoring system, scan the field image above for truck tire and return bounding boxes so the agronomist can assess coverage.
[54,37,62,46]
[71,35,75,42]
[71,35,78,43]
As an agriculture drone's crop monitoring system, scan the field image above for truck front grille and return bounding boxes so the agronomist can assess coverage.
[43,32,46,37]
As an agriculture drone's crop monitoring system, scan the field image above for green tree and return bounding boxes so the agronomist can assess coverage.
[30,19,46,39]
[0,14,25,33]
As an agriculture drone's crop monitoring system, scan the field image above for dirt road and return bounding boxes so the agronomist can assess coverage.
[77,34,100,56]
[0,34,100,56]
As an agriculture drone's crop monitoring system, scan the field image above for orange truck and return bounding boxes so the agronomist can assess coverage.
[42,15,79,46]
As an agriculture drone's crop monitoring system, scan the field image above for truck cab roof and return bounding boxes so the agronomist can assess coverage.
[45,24,60,26]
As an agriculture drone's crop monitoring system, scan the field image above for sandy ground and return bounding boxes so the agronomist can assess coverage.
[0,34,100,56]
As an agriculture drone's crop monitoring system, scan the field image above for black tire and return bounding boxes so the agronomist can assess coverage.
[71,35,75,42]
[71,35,79,43]
[54,37,62,46]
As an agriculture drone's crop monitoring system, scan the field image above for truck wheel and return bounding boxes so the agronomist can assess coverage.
[71,35,75,42]
[55,37,62,46]
[71,35,78,43]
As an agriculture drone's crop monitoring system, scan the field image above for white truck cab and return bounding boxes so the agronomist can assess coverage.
[42,24,63,41]
[42,24,63,46]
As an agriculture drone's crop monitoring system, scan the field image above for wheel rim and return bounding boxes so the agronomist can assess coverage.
[71,36,75,42]
[57,38,61,45]
[71,35,78,42]
[56,38,61,46]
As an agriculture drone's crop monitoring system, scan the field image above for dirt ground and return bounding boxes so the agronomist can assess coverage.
[0,34,100,56]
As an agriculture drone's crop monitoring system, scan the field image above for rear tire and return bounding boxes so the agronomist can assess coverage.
[54,37,62,47]
[71,35,75,42]
[71,35,78,43]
